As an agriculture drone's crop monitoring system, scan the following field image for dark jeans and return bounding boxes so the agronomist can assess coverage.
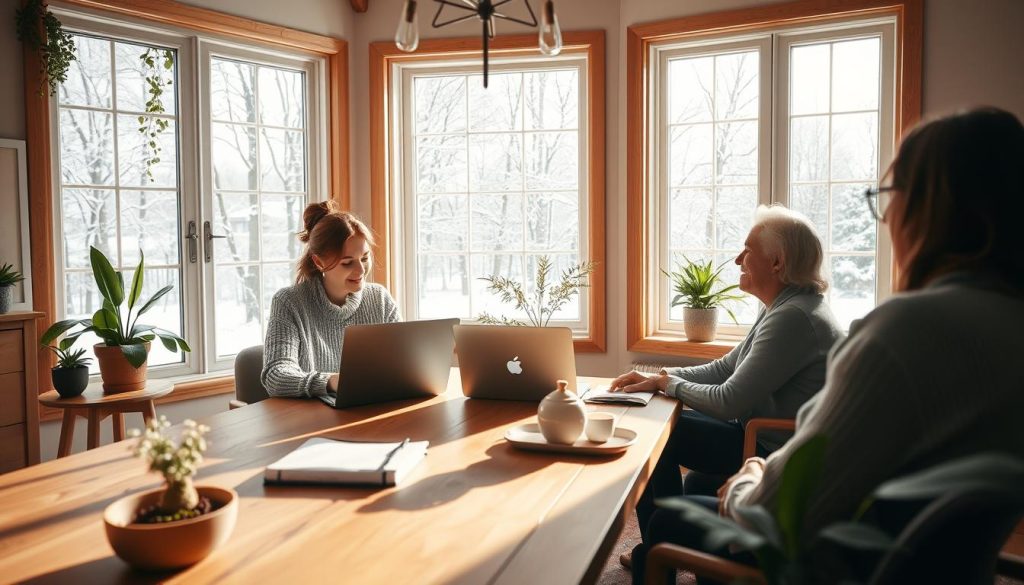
[636,409,748,534]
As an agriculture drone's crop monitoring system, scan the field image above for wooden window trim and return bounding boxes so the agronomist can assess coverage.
[625,0,922,358]
[369,31,607,353]
[24,0,350,394]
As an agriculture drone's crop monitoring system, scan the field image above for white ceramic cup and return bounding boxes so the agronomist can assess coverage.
[585,412,617,443]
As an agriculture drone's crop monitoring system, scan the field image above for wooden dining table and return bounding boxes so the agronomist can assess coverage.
[0,368,679,585]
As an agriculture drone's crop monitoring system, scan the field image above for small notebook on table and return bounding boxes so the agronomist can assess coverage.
[580,385,655,406]
[264,437,429,487]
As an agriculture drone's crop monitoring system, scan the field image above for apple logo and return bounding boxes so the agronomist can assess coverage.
[506,356,523,375]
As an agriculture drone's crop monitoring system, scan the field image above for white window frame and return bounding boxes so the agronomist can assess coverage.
[49,8,327,379]
[647,17,896,338]
[389,55,592,336]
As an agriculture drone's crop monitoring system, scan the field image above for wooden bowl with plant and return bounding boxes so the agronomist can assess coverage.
[103,416,237,570]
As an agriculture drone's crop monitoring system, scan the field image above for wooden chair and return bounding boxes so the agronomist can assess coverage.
[229,345,268,409]
[742,417,796,459]
[645,461,1024,585]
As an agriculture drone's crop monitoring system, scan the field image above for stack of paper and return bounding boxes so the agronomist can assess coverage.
[580,386,655,406]
[264,437,429,487]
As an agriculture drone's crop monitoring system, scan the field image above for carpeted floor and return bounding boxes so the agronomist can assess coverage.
[594,507,1024,585]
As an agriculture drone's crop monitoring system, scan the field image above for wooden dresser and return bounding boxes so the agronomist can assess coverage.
[0,311,42,473]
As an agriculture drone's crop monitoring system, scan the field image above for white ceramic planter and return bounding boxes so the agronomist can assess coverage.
[683,307,719,342]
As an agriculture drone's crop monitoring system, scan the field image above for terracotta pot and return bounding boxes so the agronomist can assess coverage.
[104,485,238,571]
[94,342,150,394]
[683,307,720,342]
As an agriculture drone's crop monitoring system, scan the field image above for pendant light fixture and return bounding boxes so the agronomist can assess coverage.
[394,0,563,88]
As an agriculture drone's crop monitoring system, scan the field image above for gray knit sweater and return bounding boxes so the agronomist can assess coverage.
[727,273,1024,535]
[664,286,844,450]
[261,279,400,398]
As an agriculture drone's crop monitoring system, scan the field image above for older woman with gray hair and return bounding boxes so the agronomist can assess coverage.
[613,204,843,570]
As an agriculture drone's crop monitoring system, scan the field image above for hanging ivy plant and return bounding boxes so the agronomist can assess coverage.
[16,0,77,96]
[138,48,174,181]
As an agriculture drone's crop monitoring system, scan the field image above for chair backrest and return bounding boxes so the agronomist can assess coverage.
[234,345,269,404]
[868,489,1024,585]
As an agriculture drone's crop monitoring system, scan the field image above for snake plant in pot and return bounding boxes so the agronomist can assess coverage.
[41,246,190,393]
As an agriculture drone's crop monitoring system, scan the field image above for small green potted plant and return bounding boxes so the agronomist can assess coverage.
[0,262,25,314]
[103,416,238,570]
[478,255,595,327]
[43,342,92,398]
[40,246,190,393]
[663,257,744,342]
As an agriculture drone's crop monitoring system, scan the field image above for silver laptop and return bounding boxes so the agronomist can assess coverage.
[454,325,580,401]
[320,318,458,408]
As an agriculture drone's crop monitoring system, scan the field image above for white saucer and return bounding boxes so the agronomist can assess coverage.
[504,423,637,455]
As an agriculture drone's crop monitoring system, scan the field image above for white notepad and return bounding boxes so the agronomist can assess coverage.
[264,437,429,487]
[580,386,655,406]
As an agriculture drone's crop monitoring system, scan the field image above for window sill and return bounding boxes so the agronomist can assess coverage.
[39,373,235,423]
[628,335,738,360]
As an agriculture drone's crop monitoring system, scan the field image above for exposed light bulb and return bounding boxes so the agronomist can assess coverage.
[538,0,562,56]
[395,0,419,53]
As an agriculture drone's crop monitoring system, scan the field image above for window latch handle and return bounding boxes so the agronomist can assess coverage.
[186,220,199,263]
[203,220,227,263]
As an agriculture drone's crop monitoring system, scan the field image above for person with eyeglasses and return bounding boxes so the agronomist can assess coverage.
[631,107,1024,584]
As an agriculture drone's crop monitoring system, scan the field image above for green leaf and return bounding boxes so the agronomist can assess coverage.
[733,505,783,550]
[92,307,120,332]
[40,318,86,345]
[128,251,145,309]
[656,496,768,553]
[817,522,895,552]
[120,343,149,369]
[776,435,829,557]
[157,333,177,353]
[153,328,191,352]
[136,284,173,316]
[90,246,124,306]
[872,453,1024,503]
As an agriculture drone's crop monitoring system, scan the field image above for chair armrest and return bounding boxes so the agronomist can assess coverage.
[998,552,1024,580]
[743,418,796,459]
[645,543,766,585]
[228,399,249,410]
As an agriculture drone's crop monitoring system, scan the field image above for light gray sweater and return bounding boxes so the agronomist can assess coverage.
[261,279,400,398]
[665,286,844,450]
[728,273,1024,535]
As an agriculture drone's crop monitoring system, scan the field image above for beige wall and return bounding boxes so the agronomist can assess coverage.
[1,0,1022,437]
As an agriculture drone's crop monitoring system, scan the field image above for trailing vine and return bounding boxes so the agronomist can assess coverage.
[16,0,77,96]
[138,48,174,181]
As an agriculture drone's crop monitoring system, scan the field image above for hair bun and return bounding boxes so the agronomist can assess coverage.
[300,200,339,241]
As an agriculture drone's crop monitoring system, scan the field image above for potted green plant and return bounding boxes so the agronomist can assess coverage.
[43,343,91,398]
[0,263,25,314]
[40,246,190,393]
[663,257,744,342]
[478,255,595,327]
[15,0,77,96]
[103,416,238,570]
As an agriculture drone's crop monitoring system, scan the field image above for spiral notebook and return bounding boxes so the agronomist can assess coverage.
[264,437,429,487]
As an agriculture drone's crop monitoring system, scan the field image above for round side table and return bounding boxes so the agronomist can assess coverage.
[39,379,174,457]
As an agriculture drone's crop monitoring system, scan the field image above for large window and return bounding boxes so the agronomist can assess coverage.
[628,4,917,356]
[52,11,326,377]
[373,33,606,350]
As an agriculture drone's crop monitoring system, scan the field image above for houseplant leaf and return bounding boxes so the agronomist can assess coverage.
[40,318,87,345]
[656,496,768,552]
[775,435,828,557]
[152,328,191,352]
[120,343,149,369]
[128,251,145,309]
[90,246,124,306]
[136,285,173,316]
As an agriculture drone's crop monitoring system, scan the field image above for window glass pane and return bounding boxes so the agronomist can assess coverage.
[527,192,577,251]
[668,56,713,124]
[118,115,177,188]
[214,265,262,358]
[261,195,305,261]
[123,267,184,367]
[260,128,306,192]
[525,131,577,190]
[715,121,758,184]
[211,59,256,123]
[830,183,875,252]
[715,51,758,120]
[669,124,713,187]
[469,133,522,192]
[469,72,522,131]
[471,193,523,251]
[418,194,468,252]
[715,186,756,249]
[790,43,829,115]
[471,254,524,318]
[116,43,176,115]
[214,192,259,262]
[790,115,829,182]
[830,112,878,181]
[669,188,712,249]
[120,190,180,265]
[60,35,111,108]
[212,123,258,190]
[61,188,117,268]
[415,76,466,134]
[832,38,879,112]
[60,109,115,186]
[419,255,469,318]
[523,69,578,130]
[790,183,829,238]
[258,66,305,129]
[417,135,467,193]
[830,255,876,327]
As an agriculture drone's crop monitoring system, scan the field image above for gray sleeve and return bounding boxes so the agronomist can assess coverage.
[261,293,330,398]
[664,306,819,420]
[663,344,740,385]
[731,334,921,536]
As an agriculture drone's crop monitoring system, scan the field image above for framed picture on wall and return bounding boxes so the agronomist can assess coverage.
[0,138,33,311]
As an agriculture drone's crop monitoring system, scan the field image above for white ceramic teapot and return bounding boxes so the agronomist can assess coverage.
[537,379,586,445]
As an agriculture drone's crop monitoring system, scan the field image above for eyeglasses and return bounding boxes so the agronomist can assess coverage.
[864,185,899,222]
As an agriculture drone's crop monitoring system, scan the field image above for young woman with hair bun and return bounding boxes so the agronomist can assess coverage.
[261,201,399,398]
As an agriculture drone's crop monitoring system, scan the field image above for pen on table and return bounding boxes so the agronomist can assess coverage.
[380,438,410,470]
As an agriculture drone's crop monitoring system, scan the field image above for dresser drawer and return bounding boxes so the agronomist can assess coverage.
[0,423,27,474]
[0,330,24,375]
[0,371,25,427]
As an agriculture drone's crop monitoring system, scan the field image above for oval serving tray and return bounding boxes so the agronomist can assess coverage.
[504,423,637,455]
